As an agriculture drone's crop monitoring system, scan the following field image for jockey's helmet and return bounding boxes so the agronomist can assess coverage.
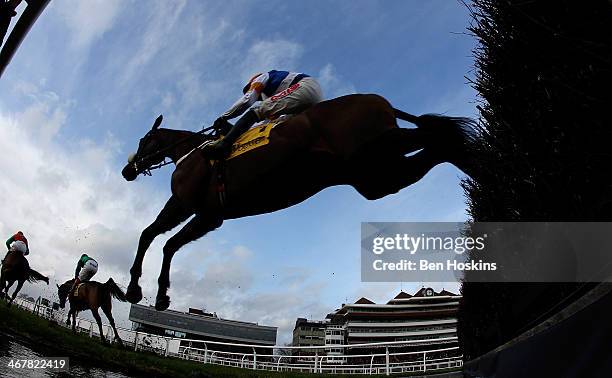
[243,73,263,94]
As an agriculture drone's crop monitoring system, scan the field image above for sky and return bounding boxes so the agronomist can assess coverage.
[0,0,478,345]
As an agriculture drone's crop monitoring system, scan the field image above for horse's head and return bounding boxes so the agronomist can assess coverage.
[57,279,74,308]
[122,115,166,181]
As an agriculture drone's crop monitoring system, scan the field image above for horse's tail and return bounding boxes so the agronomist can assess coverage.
[27,268,49,284]
[393,108,420,124]
[394,108,476,134]
[104,278,127,302]
[394,108,478,177]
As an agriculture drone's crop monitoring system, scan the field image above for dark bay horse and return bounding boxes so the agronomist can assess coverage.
[121,93,476,310]
[0,251,48,307]
[57,278,126,345]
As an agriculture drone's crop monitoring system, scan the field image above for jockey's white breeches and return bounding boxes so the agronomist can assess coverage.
[255,77,323,120]
[9,241,28,255]
[79,260,98,281]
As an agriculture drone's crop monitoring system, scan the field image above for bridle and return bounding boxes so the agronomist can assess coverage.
[130,121,218,176]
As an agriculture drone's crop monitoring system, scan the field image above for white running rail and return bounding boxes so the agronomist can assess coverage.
[11,297,463,375]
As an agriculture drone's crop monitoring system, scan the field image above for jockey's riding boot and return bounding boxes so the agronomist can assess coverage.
[203,110,259,159]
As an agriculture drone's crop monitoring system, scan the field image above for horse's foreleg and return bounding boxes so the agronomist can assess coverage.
[0,271,5,299]
[127,195,192,304]
[8,280,24,307]
[91,308,106,344]
[155,214,223,311]
[66,308,73,327]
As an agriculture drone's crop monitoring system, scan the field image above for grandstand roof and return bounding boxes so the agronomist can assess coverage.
[355,297,375,304]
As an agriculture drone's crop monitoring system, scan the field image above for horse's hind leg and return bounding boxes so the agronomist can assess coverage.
[4,280,14,305]
[354,127,427,162]
[8,280,24,307]
[155,214,223,311]
[90,308,106,344]
[127,195,193,304]
[101,301,123,346]
[353,149,445,200]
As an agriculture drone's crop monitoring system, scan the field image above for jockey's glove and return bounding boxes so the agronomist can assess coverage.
[213,116,226,129]
[213,117,232,135]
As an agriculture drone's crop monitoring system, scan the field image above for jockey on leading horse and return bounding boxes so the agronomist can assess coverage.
[70,253,98,296]
[4,231,29,263]
[1,230,47,305]
[202,70,323,158]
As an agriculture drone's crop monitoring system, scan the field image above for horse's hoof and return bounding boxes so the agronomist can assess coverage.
[125,284,143,304]
[155,295,170,311]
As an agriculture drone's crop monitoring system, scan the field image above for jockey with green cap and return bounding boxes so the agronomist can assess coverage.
[70,253,98,296]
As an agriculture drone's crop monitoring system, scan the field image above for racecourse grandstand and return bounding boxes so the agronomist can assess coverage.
[294,288,461,365]
[129,304,277,356]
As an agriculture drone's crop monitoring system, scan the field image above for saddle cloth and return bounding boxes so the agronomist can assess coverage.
[73,283,84,297]
[227,115,290,160]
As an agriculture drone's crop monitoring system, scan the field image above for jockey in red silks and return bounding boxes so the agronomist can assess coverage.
[202,70,323,158]
[5,231,29,256]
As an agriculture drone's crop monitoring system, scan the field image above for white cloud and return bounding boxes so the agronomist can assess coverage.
[318,63,356,99]
[242,39,304,77]
[167,252,330,345]
[120,0,188,84]
[11,82,70,143]
[55,0,122,49]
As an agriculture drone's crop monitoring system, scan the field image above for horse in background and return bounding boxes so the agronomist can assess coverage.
[0,250,48,307]
[57,278,126,345]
